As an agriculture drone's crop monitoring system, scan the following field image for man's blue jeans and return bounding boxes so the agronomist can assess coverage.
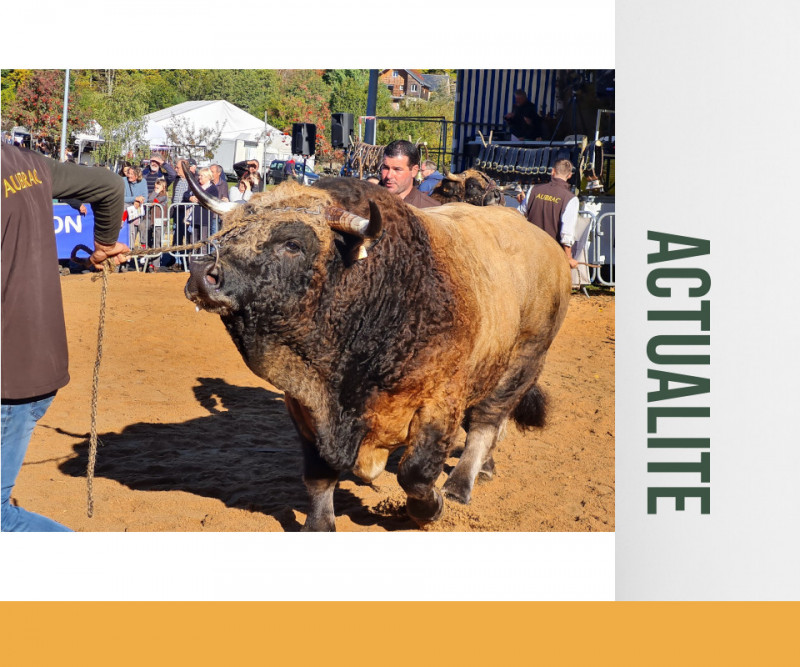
[1,393,71,531]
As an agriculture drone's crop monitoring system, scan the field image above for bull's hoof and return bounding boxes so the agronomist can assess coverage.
[301,515,336,532]
[406,489,444,526]
[478,456,496,481]
[442,473,473,505]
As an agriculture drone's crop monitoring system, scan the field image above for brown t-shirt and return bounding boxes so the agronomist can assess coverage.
[1,145,124,399]
[403,186,442,209]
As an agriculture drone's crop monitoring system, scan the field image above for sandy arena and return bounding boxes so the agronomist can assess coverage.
[11,273,614,532]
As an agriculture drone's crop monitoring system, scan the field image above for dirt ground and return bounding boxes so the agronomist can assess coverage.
[12,273,614,532]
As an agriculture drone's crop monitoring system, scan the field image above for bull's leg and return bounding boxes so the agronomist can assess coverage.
[478,417,508,481]
[300,439,339,532]
[444,349,547,505]
[397,425,451,526]
[285,394,338,532]
[442,422,501,504]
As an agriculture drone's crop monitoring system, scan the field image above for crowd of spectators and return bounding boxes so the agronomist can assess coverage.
[106,154,267,271]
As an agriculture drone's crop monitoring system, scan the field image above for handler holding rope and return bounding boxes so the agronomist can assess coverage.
[1,144,129,531]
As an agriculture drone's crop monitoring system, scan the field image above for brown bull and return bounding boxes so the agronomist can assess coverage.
[430,169,511,206]
[183,166,570,531]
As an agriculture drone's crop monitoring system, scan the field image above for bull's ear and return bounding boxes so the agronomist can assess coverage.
[364,201,382,238]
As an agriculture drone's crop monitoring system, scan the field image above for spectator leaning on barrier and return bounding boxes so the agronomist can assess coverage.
[141,178,169,266]
[123,166,148,247]
[182,166,219,238]
[210,164,230,201]
[142,153,176,196]
[518,158,579,269]
[169,158,196,253]
[1,144,129,532]
[123,166,148,205]
[171,158,194,205]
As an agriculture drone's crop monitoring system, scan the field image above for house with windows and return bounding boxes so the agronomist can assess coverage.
[379,70,432,105]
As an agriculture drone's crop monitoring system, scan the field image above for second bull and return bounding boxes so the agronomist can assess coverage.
[429,169,514,206]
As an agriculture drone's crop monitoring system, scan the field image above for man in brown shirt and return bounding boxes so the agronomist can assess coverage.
[1,144,129,531]
[379,140,441,209]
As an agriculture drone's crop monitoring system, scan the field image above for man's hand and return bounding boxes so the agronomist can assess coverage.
[90,241,130,270]
[79,204,87,215]
[563,245,578,270]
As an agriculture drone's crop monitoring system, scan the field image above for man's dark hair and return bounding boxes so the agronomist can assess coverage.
[383,140,420,168]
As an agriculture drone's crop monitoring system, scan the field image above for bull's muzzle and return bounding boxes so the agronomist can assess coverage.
[185,254,226,311]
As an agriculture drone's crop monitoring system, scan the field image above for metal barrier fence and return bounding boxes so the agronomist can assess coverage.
[590,212,615,287]
[571,209,615,289]
[128,202,220,272]
[130,200,616,285]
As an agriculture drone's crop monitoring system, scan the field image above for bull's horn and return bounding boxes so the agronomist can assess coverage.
[325,202,382,239]
[181,160,238,216]
[444,171,466,183]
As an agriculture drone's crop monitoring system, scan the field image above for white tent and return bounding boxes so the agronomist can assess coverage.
[140,100,299,174]
[143,100,274,145]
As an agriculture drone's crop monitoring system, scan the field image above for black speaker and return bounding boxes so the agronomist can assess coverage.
[292,123,316,156]
[331,113,354,148]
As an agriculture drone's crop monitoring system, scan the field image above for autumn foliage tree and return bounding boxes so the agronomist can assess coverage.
[4,70,90,150]
[261,70,334,157]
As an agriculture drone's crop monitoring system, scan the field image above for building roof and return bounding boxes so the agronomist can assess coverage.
[422,74,451,92]
[406,69,428,86]
[381,69,431,89]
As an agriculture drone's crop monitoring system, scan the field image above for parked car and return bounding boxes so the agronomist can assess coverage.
[268,159,320,186]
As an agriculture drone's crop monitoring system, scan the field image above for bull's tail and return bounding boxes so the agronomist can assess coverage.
[511,384,548,431]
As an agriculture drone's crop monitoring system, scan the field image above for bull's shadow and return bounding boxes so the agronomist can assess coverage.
[58,377,414,531]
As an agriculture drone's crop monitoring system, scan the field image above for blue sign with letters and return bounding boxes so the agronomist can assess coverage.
[53,203,129,260]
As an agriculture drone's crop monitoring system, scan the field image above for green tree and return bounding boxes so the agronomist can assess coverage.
[192,69,280,117]
[81,73,152,169]
[0,69,34,125]
[3,70,91,146]
[326,69,369,118]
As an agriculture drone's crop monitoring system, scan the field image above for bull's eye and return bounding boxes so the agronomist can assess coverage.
[276,239,303,257]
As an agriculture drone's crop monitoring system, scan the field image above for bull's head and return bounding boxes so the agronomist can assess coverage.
[181,161,382,324]
[431,170,505,206]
